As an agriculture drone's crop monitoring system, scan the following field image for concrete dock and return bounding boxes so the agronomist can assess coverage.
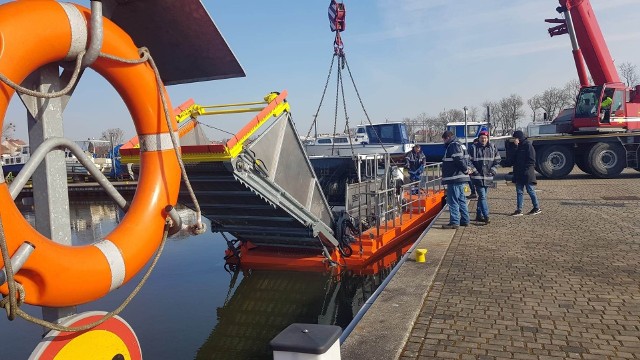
[342,168,640,359]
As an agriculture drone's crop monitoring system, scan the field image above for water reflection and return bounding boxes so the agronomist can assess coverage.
[19,201,122,245]
[196,267,391,359]
[2,201,411,359]
[18,201,200,245]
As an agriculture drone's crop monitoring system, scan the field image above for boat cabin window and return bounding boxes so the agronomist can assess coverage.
[400,125,409,143]
[317,138,332,144]
[366,124,409,144]
[467,125,480,138]
[333,137,349,144]
[447,124,480,140]
[356,127,365,134]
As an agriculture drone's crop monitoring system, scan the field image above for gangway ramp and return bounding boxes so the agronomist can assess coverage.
[120,92,338,250]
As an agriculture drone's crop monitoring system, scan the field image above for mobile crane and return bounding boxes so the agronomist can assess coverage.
[527,0,640,179]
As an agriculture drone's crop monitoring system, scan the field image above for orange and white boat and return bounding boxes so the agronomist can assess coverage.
[120,91,446,273]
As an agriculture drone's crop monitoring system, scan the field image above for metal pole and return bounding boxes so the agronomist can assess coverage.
[463,106,468,145]
[21,65,77,325]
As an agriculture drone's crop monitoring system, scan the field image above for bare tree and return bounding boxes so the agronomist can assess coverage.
[527,95,542,123]
[483,101,503,135]
[535,87,571,122]
[438,109,465,124]
[2,122,15,141]
[468,106,480,122]
[403,112,450,142]
[563,79,581,106]
[499,94,525,133]
[618,62,639,87]
[100,128,125,145]
[401,116,415,140]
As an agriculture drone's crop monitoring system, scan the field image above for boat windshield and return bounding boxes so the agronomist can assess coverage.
[366,124,409,144]
[575,86,602,118]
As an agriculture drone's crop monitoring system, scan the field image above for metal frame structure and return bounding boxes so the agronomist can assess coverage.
[345,158,442,242]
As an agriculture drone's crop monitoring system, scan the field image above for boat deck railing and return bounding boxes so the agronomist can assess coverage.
[345,162,443,239]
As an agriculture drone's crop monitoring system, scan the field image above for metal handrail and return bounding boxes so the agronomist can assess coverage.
[345,162,443,240]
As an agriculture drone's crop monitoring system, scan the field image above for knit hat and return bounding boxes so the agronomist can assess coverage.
[512,130,525,140]
[479,130,489,136]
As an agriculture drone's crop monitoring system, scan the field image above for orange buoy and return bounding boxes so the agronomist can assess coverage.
[0,1,181,307]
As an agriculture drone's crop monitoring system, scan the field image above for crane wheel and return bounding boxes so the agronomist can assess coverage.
[574,145,594,175]
[585,142,625,178]
[537,145,574,179]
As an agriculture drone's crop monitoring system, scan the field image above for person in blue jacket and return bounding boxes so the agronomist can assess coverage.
[404,144,426,182]
[441,130,473,229]
[469,130,501,224]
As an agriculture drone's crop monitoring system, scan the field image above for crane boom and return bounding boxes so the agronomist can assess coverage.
[544,0,640,132]
[560,0,620,85]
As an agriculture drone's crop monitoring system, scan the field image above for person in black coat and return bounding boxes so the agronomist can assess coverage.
[502,130,541,216]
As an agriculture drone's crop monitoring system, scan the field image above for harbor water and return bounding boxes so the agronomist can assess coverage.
[0,200,412,359]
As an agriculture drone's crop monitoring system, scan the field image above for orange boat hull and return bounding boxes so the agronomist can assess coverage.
[228,189,445,273]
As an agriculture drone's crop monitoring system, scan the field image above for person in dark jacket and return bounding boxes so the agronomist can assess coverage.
[467,138,479,199]
[404,144,426,182]
[469,130,501,224]
[502,130,541,216]
[441,131,473,229]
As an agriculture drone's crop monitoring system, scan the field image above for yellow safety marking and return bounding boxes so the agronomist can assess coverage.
[123,93,290,162]
[53,330,131,360]
[224,100,290,159]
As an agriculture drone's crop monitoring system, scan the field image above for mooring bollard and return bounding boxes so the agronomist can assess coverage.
[415,248,427,263]
[271,323,342,360]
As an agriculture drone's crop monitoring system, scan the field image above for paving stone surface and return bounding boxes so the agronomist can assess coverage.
[400,169,640,360]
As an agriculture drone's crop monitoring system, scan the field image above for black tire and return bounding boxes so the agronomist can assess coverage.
[574,146,593,175]
[537,145,575,179]
[585,142,626,178]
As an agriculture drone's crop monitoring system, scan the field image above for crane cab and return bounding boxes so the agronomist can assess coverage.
[573,83,640,132]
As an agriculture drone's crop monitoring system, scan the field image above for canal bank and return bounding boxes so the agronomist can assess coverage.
[342,168,640,359]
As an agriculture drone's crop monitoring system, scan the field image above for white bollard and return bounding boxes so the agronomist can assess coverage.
[271,323,342,360]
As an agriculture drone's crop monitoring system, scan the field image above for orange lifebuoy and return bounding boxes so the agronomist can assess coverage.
[0,2,181,307]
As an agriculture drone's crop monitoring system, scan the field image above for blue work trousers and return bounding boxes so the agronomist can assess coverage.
[446,182,469,225]
[409,165,424,182]
[476,185,489,219]
[468,180,476,195]
[516,183,540,211]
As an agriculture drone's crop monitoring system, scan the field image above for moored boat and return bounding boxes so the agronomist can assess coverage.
[1,139,29,176]
[65,140,114,181]
[304,122,414,163]
[417,121,509,162]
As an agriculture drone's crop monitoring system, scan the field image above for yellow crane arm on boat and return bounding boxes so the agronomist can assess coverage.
[213,92,291,161]
[176,92,287,124]
[121,92,290,163]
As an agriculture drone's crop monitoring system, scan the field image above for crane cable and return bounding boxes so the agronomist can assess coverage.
[306,0,388,158]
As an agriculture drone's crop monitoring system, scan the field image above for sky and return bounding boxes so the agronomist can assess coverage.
[5,0,640,142]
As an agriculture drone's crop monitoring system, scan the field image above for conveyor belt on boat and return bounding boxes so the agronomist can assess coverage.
[178,112,339,250]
